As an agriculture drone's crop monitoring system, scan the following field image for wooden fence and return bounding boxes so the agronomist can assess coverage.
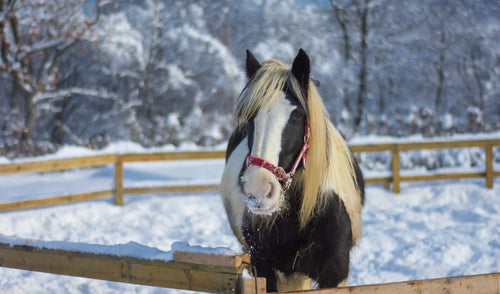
[0,238,265,294]
[0,237,498,293]
[0,138,499,212]
[350,138,500,193]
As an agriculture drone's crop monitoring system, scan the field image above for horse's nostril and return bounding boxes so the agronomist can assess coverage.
[266,193,272,199]
[247,193,256,201]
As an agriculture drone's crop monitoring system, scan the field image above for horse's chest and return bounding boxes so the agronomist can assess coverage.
[244,212,315,273]
[269,219,311,272]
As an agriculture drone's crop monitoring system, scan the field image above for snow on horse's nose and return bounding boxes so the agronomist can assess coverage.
[241,166,281,215]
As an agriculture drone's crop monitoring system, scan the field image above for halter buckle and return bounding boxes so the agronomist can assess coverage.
[273,166,288,181]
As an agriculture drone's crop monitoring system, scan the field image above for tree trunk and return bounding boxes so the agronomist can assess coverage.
[435,22,445,112]
[21,93,36,153]
[354,0,369,133]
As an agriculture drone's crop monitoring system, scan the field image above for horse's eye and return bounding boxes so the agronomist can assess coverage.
[291,110,304,121]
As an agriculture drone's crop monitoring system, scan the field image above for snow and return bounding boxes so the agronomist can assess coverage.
[98,12,145,72]
[0,235,174,261]
[1,139,500,293]
[350,131,500,145]
[0,234,234,262]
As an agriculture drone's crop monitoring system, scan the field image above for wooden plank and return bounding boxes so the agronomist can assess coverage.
[174,251,250,268]
[0,154,117,175]
[280,272,500,294]
[364,176,392,184]
[127,262,240,292]
[485,144,494,189]
[391,148,400,194]
[120,150,226,162]
[240,277,267,294]
[124,184,220,195]
[0,190,113,212]
[350,139,500,153]
[350,144,395,153]
[114,159,124,206]
[400,172,485,182]
[395,138,500,151]
[0,242,245,294]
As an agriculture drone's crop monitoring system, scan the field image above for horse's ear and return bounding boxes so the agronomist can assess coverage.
[246,50,261,79]
[292,49,310,93]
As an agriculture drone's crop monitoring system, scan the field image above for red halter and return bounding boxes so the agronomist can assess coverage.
[246,123,310,190]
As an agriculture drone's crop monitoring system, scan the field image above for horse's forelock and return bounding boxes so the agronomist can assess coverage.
[234,60,307,127]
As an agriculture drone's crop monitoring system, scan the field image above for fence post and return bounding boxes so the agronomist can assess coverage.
[485,144,493,189]
[114,156,124,206]
[239,277,266,294]
[391,145,401,194]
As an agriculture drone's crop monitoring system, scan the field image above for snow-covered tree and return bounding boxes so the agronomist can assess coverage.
[1,0,499,157]
[0,0,107,154]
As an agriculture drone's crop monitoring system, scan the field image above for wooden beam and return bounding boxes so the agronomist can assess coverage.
[0,190,113,212]
[400,172,485,182]
[350,143,396,153]
[364,176,392,184]
[119,150,226,162]
[391,147,400,194]
[174,251,250,268]
[240,277,267,294]
[114,158,124,206]
[0,154,117,175]
[350,138,500,153]
[396,139,500,151]
[123,184,220,195]
[280,272,500,294]
[485,144,494,189]
[0,241,248,294]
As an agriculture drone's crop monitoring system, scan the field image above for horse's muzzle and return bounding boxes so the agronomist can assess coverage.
[240,166,282,215]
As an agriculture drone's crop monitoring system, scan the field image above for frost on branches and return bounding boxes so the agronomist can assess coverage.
[0,0,499,157]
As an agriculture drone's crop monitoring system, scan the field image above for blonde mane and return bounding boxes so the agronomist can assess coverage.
[235,60,363,243]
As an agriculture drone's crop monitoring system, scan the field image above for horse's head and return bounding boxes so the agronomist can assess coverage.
[236,49,312,215]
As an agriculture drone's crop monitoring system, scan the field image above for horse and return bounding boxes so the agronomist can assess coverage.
[220,49,365,292]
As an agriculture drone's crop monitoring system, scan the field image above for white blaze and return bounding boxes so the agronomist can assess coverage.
[241,93,296,214]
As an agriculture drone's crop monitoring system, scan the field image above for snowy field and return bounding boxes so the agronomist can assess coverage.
[1,140,500,293]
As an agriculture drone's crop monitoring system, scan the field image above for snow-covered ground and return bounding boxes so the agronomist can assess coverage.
[0,139,500,293]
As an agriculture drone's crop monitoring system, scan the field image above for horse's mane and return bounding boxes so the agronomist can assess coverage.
[235,60,363,242]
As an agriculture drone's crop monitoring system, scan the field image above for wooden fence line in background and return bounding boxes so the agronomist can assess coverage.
[0,154,117,175]
[350,139,500,193]
[0,139,499,212]
[0,190,113,211]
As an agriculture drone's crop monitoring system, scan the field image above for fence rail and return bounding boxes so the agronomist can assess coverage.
[0,138,499,212]
[282,272,500,294]
[0,239,264,294]
[0,237,498,293]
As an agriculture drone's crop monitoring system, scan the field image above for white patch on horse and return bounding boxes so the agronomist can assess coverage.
[251,93,296,165]
[220,137,249,244]
[240,93,296,215]
[275,270,312,291]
